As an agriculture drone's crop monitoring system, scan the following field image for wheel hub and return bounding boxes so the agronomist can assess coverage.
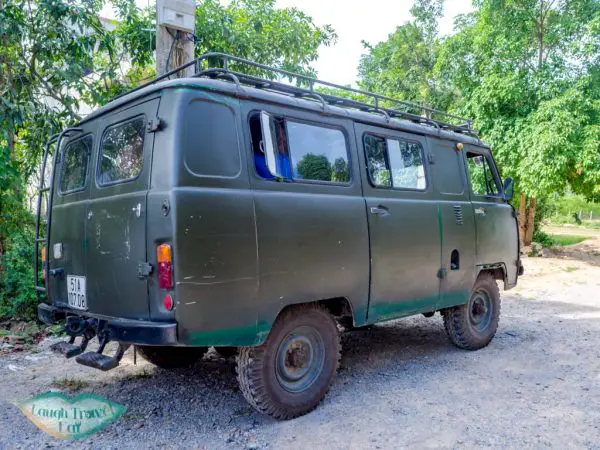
[276,326,325,393]
[469,290,493,331]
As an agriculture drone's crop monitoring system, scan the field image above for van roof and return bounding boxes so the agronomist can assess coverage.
[81,53,488,149]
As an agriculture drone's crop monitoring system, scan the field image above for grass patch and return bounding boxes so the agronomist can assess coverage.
[564,266,579,273]
[547,234,589,247]
[51,377,89,392]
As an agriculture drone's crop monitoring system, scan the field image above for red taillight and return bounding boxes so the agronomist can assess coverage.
[163,294,174,311]
[156,243,173,290]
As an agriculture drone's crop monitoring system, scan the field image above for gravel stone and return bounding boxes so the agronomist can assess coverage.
[0,227,599,448]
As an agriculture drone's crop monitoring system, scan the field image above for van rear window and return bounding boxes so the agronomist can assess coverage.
[98,116,145,185]
[59,135,92,194]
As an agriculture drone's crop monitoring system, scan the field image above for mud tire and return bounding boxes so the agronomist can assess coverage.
[236,304,341,419]
[443,273,501,350]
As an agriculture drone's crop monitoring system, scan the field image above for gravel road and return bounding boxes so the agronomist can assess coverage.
[1,229,600,449]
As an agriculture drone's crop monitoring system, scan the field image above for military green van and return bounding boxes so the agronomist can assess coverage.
[35,53,522,419]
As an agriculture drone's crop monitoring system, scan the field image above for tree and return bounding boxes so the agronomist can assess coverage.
[435,0,600,199]
[116,0,337,80]
[331,157,350,183]
[359,0,600,201]
[0,0,336,319]
[358,0,447,111]
[296,154,332,181]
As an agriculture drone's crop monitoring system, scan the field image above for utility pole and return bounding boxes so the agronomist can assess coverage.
[156,0,196,77]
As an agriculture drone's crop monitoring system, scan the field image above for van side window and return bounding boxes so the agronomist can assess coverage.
[184,100,241,178]
[59,135,92,194]
[98,116,145,185]
[466,152,499,196]
[364,134,426,190]
[287,121,350,183]
[249,112,350,183]
[249,113,291,179]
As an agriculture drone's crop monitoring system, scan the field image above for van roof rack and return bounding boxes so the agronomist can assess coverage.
[116,52,477,137]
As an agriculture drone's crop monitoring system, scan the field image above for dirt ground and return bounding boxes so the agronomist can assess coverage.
[1,227,600,449]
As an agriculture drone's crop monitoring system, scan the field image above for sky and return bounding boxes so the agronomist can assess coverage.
[276,0,474,86]
[101,0,474,86]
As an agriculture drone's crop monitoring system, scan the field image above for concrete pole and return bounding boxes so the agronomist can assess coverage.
[156,0,196,78]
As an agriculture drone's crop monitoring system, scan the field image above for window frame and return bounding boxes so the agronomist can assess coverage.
[362,132,429,192]
[58,133,93,196]
[96,114,147,188]
[464,151,503,198]
[247,110,353,187]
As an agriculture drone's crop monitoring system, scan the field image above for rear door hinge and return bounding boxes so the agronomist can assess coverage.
[137,262,153,279]
[147,117,163,133]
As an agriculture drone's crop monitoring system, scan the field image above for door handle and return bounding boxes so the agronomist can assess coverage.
[474,207,486,217]
[370,205,390,217]
[132,203,141,218]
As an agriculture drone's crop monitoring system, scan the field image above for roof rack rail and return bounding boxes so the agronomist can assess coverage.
[115,52,477,137]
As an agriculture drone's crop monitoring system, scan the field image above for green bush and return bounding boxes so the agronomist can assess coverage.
[534,230,589,248]
[548,194,600,225]
[533,195,555,235]
[533,229,553,248]
[0,224,37,320]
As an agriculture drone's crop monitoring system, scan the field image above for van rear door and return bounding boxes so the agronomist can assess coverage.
[48,129,96,311]
[86,98,159,319]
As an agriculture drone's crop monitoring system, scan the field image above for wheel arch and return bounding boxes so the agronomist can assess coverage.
[476,263,507,289]
[258,297,355,344]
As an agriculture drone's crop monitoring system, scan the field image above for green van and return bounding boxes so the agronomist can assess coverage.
[35,53,523,419]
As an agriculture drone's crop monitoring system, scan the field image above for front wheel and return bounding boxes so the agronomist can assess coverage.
[236,305,341,419]
[442,273,500,350]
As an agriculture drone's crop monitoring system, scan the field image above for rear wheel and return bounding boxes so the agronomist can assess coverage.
[236,304,341,419]
[136,345,208,369]
[442,273,500,350]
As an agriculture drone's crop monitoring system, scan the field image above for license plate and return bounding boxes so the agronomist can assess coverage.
[67,275,87,310]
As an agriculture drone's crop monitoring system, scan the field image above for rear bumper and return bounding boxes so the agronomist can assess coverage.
[38,303,178,346]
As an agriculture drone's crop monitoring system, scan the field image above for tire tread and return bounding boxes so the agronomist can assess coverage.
[442,273,501,350]
[236,304,341,419]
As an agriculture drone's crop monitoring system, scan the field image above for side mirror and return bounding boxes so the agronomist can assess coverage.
[259,111,281,179]
[503,177,514,201]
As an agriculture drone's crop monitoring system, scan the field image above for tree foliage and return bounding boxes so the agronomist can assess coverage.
[296,154,332,181]
[0,0,336,319]
[359,0,600,199]
[358,0,446,109]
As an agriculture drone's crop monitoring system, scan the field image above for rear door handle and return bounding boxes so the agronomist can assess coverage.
[474,207,486,216]
[370,206,390,217]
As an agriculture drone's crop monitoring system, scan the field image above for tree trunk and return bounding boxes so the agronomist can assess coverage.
[519,192,527,247]
[525,196,536,246]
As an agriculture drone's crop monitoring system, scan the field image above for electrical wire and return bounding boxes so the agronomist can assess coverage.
[165,30,180,79]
